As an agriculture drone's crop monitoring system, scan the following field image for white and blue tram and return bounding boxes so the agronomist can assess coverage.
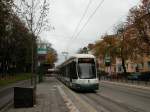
[57,54,99,91]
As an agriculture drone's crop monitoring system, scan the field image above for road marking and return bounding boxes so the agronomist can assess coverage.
[56,79,98,112]
[57,86,80,112]
[62,85,98,112]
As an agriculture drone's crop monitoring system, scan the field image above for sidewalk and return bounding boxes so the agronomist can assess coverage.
[5,77,69,112]
[101,80,150,91]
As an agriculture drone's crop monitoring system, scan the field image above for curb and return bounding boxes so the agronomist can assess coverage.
[0,100,13,112]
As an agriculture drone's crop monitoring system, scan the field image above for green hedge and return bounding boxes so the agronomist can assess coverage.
[0,73,32,87]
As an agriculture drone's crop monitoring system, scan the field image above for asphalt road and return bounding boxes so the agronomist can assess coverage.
[0,80,31,110]
[60,78,150,112]
[76,82,150,112]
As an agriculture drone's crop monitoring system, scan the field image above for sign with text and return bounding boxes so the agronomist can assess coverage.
[37,48,47,55]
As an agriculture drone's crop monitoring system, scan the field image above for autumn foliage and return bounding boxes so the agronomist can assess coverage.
[84,0,150,73]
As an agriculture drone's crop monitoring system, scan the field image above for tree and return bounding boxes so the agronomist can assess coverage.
[0,12,35,76]
[0,0,13,76]
[10,15,35,72]
[0,0,33,75]
[46,52,57,66]
[92,35,119,61]
[127,3,150,46]
[87,43,94,50]
[115,23,128,74]
[46,43,58,66]
[77,47,88,54]
[14,0,50,69]
[14,0,51,86]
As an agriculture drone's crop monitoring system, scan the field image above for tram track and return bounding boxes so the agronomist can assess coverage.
[78,92,146,112]
[56,78,149,112]
[78,93,110,112]
[96,92,146,112]
[100,83,150,99]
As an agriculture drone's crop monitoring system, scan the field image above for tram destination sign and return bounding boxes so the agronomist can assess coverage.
[78,58,94,63]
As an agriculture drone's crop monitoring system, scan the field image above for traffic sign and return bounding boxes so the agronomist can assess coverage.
[105,56,111,66]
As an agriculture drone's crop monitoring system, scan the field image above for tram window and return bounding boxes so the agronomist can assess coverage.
[66,66,68,77]
[62,67,65,77]
[78,63,96,79]
[67,64,71,78]
[69,63,72,78]
[71,62,78,79]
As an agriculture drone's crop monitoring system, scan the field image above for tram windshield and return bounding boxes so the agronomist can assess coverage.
[78,58,96,79]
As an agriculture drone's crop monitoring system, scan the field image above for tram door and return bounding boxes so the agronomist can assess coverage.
[70,61,78,82]
[69,63,72,82]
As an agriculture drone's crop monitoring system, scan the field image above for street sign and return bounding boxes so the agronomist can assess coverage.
[105,57,110,62]
[105,56,111,66]
[37,48,47,55]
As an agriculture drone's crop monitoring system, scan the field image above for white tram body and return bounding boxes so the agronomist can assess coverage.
[58,54,99,91]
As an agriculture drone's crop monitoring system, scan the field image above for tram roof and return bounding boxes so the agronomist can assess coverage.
[58,54,95,68]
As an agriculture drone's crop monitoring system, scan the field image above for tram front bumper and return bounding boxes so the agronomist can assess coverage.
[72,83,99,90]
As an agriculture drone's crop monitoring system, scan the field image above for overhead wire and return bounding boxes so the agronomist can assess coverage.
[59,0,141,62]
[72,0,105,41]
[66,0,105,51]
[71,0,92,40]
[65,0,139,53]
[65,0,92,51]
[76,0,141,41]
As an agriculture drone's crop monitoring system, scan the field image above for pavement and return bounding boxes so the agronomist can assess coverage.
[5,77,69,112]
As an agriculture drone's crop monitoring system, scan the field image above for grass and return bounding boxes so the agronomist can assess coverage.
[0,73,32,88]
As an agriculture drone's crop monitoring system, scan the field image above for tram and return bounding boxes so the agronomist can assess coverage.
[57,54,99,91]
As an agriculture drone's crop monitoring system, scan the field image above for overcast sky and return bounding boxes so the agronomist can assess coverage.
[40,0,140,65]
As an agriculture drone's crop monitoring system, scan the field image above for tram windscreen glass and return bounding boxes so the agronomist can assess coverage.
[78,58,96,79]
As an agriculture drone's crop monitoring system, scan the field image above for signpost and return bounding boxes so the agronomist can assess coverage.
[104,45,111,66]
[37,47,48,83]
[105,56,111,66]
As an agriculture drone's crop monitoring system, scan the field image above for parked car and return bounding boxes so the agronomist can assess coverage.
[127,72,141,80]
[139,72,150,81]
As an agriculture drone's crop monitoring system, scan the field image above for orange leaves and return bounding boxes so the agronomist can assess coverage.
[92,35,120,60]
[46,52,57,64]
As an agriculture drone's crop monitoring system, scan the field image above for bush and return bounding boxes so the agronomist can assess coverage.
[0,73,31,87]
[139,72,150,81]
[116,72,131,79]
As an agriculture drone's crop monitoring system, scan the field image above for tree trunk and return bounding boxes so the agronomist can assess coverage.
[122,57,126,74]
